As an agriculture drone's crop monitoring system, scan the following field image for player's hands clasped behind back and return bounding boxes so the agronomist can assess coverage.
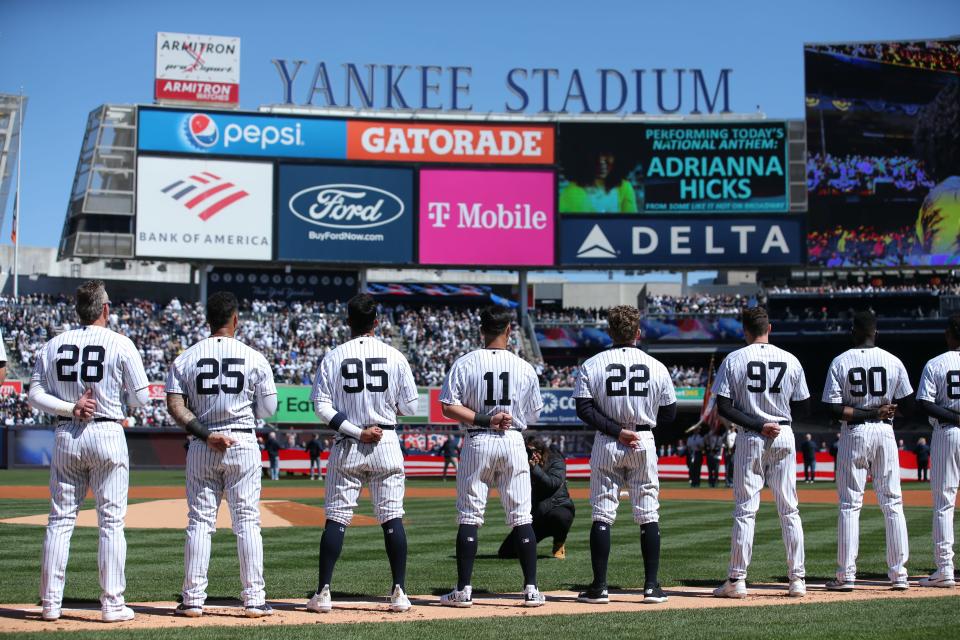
[761,423,781,438]
[618,429,642,450]
[360,426,383,444]
[206,432,237,452]
[72,388,96,421]
[491,412,512,430]
[877,404,897,420]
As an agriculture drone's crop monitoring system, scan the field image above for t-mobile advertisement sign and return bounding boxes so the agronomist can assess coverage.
[418,169,554,266]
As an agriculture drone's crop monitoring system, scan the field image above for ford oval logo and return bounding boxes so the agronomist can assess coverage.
[288,183,405,229]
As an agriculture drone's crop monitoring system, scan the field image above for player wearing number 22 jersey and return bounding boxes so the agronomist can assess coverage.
[166,292,278,618]
[822,311,913,591]
[712,307,810,599]
[28,281,150,623]
[439,306,546,608]
[307,294,419,614]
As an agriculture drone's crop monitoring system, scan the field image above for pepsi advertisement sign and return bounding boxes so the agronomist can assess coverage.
[137,108,347,158]
[534,388,579,425]
[277,164,414,263]
[560,216,804,266]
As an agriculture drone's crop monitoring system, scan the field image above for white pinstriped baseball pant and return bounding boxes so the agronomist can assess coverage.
[183,431,266,608]
[728,426,805,581]
[835,422,909,582]
[324,430,405,526]
[590,431,660,525]
[930,425,960,574]
[41,422,129,613]
[457,430,533,528]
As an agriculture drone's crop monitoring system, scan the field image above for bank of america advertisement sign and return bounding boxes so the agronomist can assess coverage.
[155,33,240,105]
[138,108,347,159]
[278,164,414,263]
[136,157,273,260]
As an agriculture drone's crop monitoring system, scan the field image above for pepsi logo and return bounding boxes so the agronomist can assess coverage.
[185,113,219,149]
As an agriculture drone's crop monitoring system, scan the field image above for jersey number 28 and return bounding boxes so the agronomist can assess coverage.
[55,345,105,383]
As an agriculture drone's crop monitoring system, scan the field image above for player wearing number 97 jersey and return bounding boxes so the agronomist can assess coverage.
[711,307,810,600]
[822,311,914,592]
[28,281,150,623]
[574,305,676,605]
[166,292,278,619]
[307,294,419,614]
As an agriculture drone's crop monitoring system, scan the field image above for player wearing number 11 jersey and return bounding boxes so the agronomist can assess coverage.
[166,291,278,618]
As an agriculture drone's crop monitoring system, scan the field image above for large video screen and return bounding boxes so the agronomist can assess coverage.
[558,122,790,214]
[805,39,960,267]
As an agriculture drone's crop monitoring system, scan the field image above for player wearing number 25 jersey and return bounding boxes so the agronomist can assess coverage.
[166,292,278,618]
[28,281,150,623]
[307,294,419,614]
[822,311,913,592]
[712,307,810,600]
[439,306,545,608]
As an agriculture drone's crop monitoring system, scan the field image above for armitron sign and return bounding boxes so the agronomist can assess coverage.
[155,32,240,105]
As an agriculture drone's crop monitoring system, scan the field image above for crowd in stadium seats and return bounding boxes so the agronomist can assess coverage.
[806,225,916,267]
[1,390,43,426]
[806,154,935,195]
[768,281,960,295]
[809,41,960,72]
[535,363,706,389]
[532,295,756,324]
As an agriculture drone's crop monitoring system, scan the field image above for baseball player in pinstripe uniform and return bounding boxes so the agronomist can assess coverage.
[916,314,960,588]
[438,305,546,608]
[712,307,810,599]
[0,326,7,385]
[822,311,913,591]
[307,294,419,614]
[573,305,676,605]
[165,291,278,618]
[27,281,150,622]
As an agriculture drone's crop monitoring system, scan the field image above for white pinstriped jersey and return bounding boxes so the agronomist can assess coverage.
[440,348,543,430]
[166,336,277,430]
[31,325,148,421]
[573,346,676,427]
[311,336,418,426]
[713,343,809,423]
[822,346,913,410]
[917,350,960,427]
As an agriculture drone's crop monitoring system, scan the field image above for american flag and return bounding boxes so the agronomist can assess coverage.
[160,171,249,221]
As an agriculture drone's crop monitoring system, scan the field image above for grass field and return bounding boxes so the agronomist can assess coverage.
[0,470,956,638]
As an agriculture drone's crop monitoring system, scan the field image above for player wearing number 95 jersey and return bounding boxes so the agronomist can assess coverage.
[307,294,419,614]
[822,311,913,592]
[29,281,150,623]
[166,291,278,618]
[712,307,810,600]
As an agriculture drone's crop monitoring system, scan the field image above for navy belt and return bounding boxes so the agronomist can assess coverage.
[635,425,652,432]
[213,428,254,434]
[60,417,120,425]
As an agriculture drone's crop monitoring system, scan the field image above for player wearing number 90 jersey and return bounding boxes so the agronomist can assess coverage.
[574,305,676,605]
[712,307,809,600]
[307,294,419,614]
[29,281,150,623]
[166,292,278,619]
[821,311,913,592]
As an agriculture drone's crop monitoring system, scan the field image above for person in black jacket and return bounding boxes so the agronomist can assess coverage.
[305,433,323,480]
[915,437,930,482]
[498,437,575,560]
[800,433,818,484]
[265,431,282,481]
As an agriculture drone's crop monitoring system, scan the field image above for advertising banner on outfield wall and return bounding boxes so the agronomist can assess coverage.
[558,122,789,213]
[209,268,358,302]
[138,108,346,158]
[535,388,578,425]
[136,156,273,260]
[559,216,804,266]
[268,386,430,424]
[347,120,555,164]
[418,169,555,266]
[155,33,240,105]
[278,164,414,263]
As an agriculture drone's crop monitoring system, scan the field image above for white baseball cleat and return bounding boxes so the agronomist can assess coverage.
[440,586,473,608]
[712,578,747,598]
[41,607,61,621]
[919,570,956,588]
[788,578,806,598]
[890,579,910,591]
[174,603,203,618]
[307,585,333,613]
[102,606,135,623]
[389,585,412,612]
[244,603,274,617]
[523,585,546,607]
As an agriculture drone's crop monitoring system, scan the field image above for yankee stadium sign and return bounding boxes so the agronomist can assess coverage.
[272,60,734,115]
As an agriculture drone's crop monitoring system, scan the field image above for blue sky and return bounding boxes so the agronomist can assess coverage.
[1,0,958,249]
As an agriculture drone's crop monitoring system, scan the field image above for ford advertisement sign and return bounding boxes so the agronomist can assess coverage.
[138,108,347,159]
[534,388,580,425]
[278,164,414,263]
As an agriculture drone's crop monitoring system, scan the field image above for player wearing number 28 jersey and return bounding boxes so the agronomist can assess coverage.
[166,292,278,618]
[822,311,913,591]
[29,281,150,623]
[307,294,419,614]
[712,307,810,599]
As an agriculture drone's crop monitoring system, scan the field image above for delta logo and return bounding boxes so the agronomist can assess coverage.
[184,113,219,149]
[160,171,249,221]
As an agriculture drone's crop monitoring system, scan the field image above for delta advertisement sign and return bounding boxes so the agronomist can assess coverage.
[418,169,555,267]
[155,33,240,105]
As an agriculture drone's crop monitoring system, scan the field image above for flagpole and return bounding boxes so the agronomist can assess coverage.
[12,89,23,300]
